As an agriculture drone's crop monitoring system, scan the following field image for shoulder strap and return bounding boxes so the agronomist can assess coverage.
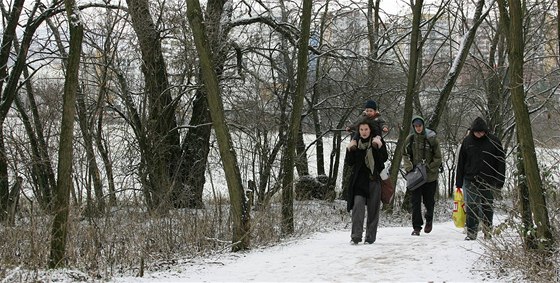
[407,134,414,159]
[422,137,426,162]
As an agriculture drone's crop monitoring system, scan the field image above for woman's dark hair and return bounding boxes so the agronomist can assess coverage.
[356,121,373,138]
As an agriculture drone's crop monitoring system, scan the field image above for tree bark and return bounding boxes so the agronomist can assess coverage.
[515,144,536,249]
[7,176,22,226]
[0,0,26,222]
[311,4,328,176]
[390,0,423,211]
[14,66,56,211]
[186,0,250,251]
[497,0,554,250]
[295,128,309,176]
[126,0,181,214]
[176,89,211,209]
[48,0,83,268]
[45,8,106,217]
[176,0,229,209]
[281,0,313,235]
[76,90,106,217]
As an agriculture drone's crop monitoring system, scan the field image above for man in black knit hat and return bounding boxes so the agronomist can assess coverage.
[455,117,506,240]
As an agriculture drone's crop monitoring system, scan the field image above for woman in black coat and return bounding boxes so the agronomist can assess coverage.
[345,120,388,244]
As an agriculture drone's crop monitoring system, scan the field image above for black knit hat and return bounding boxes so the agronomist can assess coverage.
[364,100,377,110]
[470,117,489,132]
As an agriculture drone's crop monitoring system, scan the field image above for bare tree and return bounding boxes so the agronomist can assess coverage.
[428,0,494,129]
[280,0,313,235]
[0,0,68,220]
[388,0,423,205]
[496,0,554,250]
[125,0,181,214]
[48,0,84,268]
[0,2,59,214]
[44,11,107,217]
[0,0,26,223]
[186,0,250,251]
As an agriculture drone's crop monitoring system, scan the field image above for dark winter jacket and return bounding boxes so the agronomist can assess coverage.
[402,116,442,183]
[455,117,506,188]
[345,136,388,212]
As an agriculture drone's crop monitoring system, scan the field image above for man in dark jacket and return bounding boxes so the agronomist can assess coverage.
[402,116,442,236]
[456,117,506,240]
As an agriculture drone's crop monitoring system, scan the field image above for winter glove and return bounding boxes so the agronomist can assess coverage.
[347,139,357,151]
[372,135,382,149]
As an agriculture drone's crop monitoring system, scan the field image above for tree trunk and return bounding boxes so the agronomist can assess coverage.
[48,0,83,268]
[14,67,56,211]
[281,0,313,235]
[486,16,508,139]
[256,131,284,209]
[0,135,7,222]
[390,0,423,211]
[46,9,105,217]
[91,28,118,207]
[126,0,181,214]
[516,144,536,249]
[311,5,327,176]
[186,0,250,251]
[0,0,60,228]
[176,0,231,209]
[76,91,106,217]
[295,128,309,176]
[176,89,211,209]
[95,113,117,208]
[0,0,26,223]
[366,0,380,83]
[497,0,554,250]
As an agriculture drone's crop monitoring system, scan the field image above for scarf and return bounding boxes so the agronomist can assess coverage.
[358,138,375,175]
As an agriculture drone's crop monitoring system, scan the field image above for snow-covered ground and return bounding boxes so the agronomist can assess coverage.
[110,220,503,282]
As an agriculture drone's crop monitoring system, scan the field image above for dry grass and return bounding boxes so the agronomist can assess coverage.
[479,189,560,282]
[0,195,358,281]
[2,188,557,282]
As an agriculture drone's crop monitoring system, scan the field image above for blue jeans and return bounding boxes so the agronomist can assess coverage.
[464,179,494,238]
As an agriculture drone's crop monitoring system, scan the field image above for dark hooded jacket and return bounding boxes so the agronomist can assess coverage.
[402,115,442,183]
[455,117,506,188]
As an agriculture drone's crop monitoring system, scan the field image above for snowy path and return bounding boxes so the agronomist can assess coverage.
[113,221,494,282]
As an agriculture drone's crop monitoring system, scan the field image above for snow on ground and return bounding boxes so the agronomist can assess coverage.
[111,221,499,282]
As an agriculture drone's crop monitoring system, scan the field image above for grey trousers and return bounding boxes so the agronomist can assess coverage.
[351,180,381,242]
